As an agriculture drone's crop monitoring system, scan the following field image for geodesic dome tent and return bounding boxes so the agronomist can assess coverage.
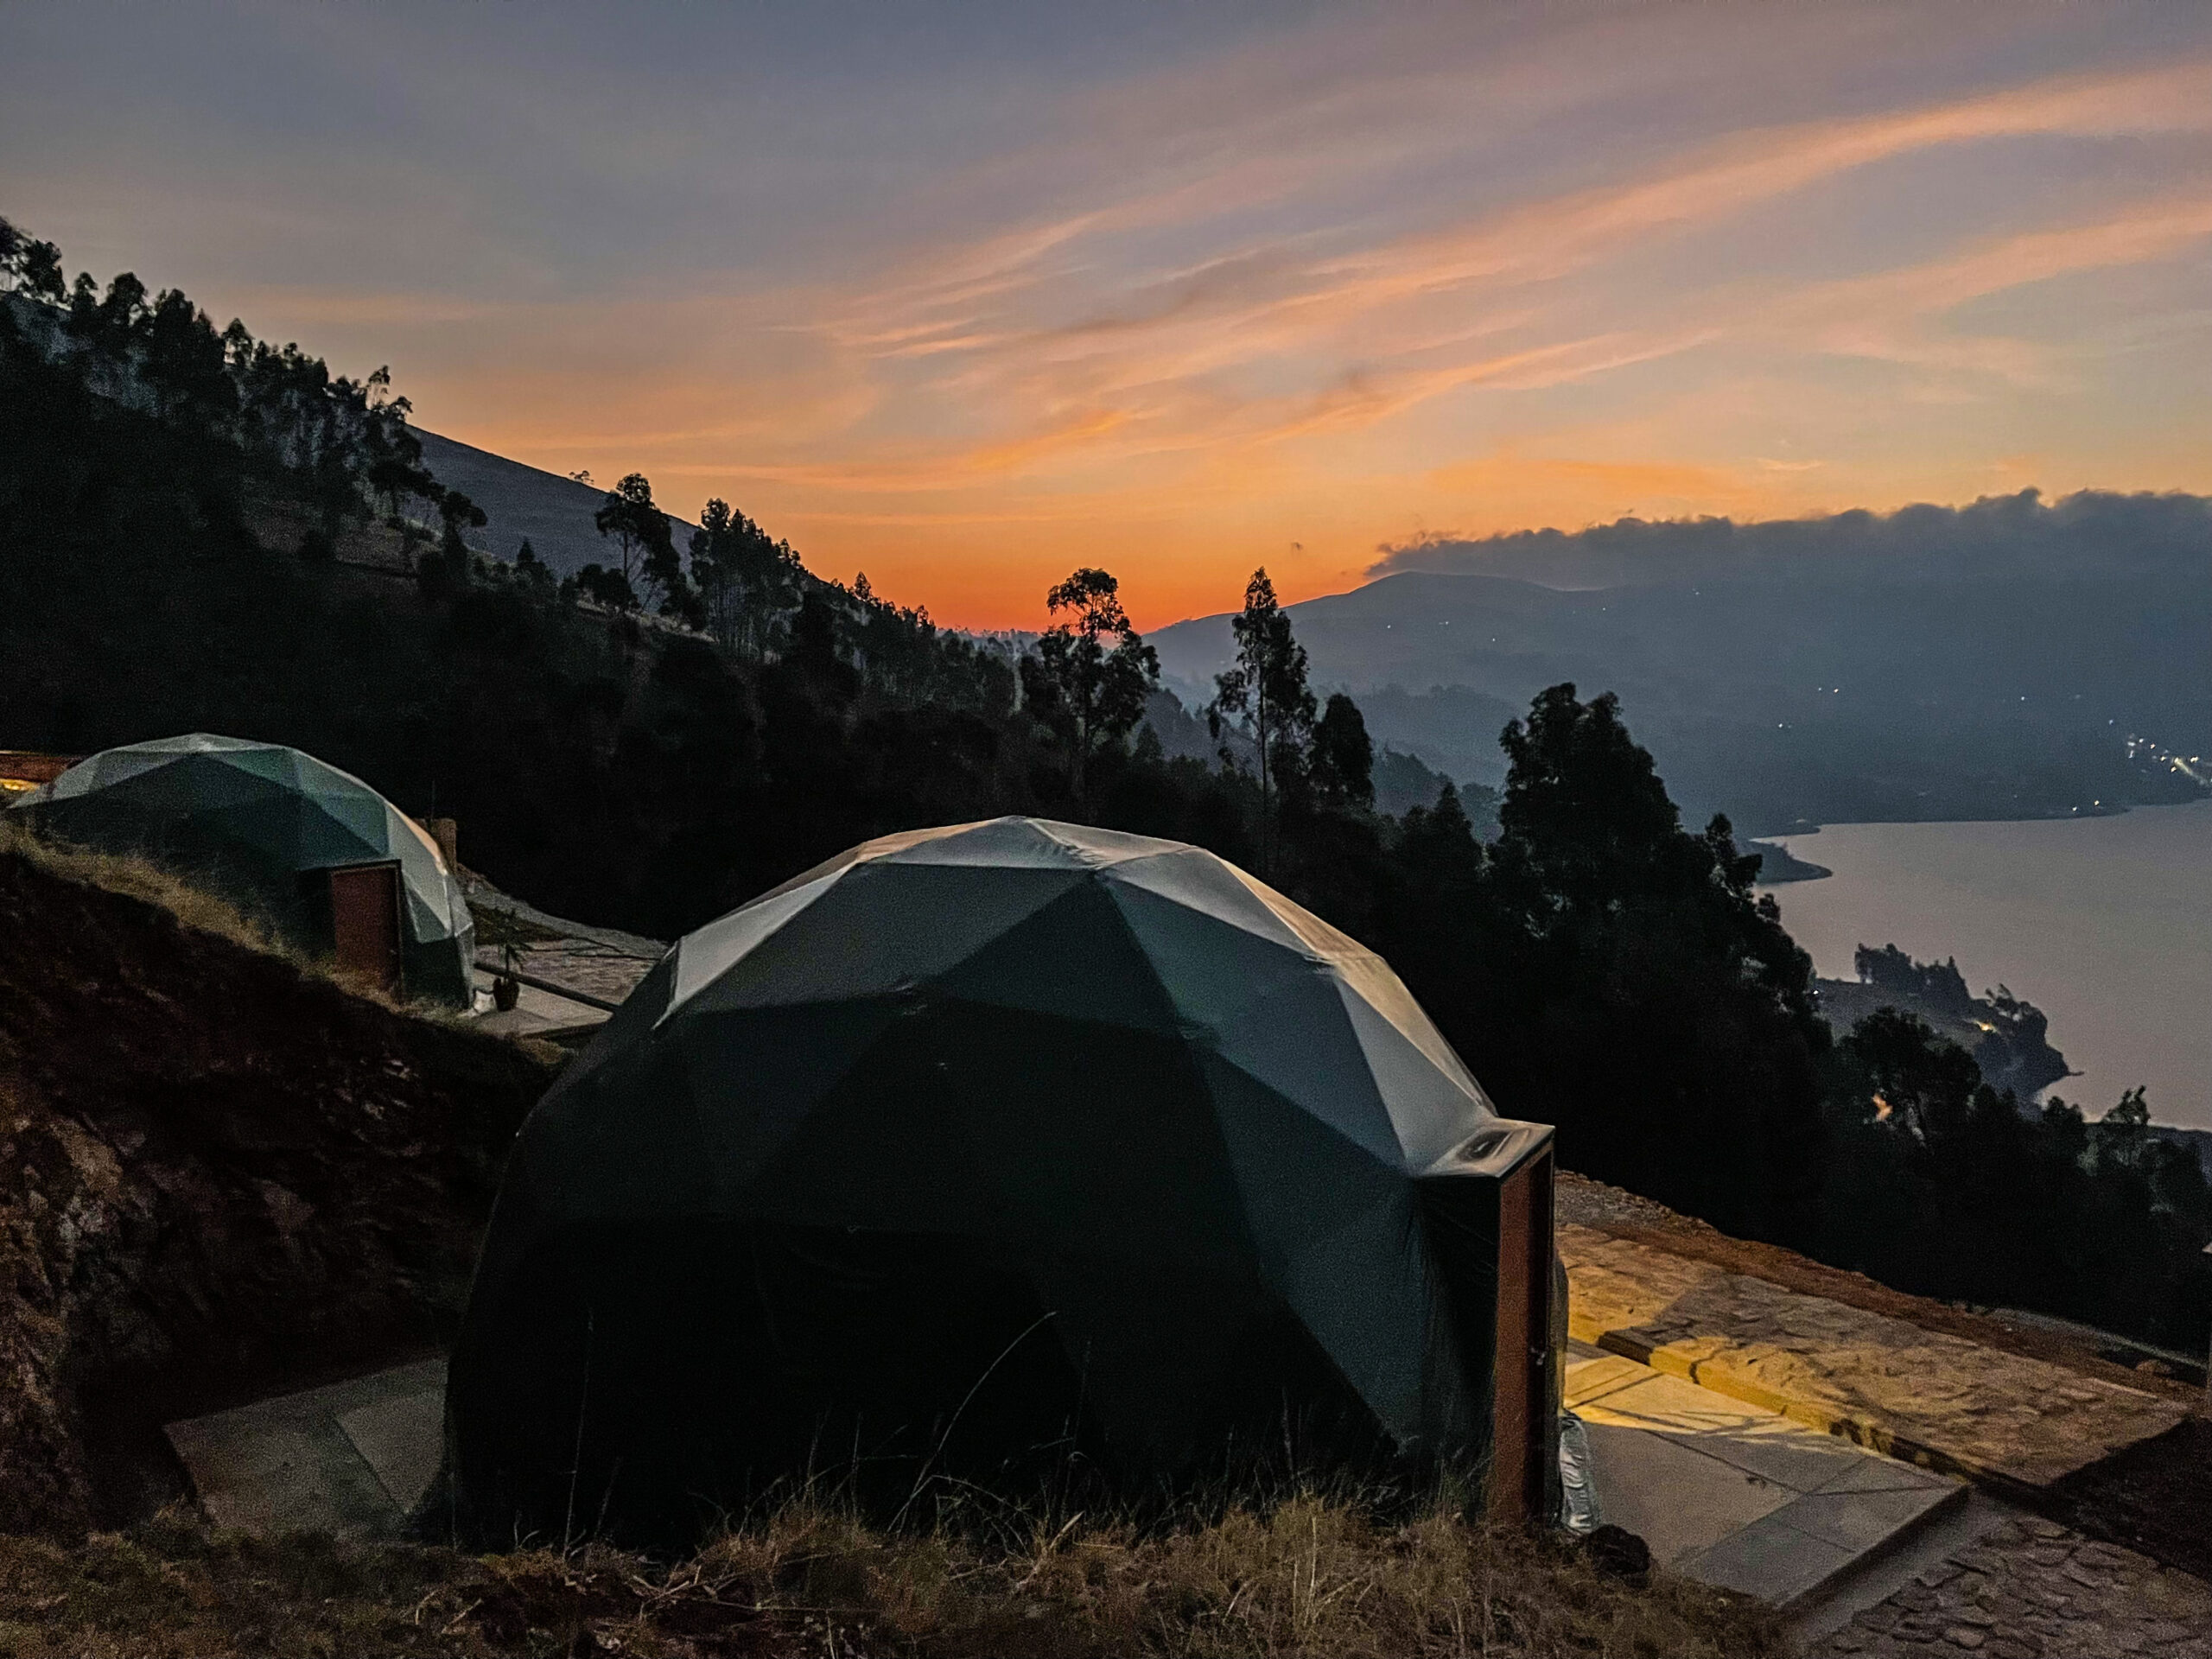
[448,817,1556,1541]
[10,734,474,1007]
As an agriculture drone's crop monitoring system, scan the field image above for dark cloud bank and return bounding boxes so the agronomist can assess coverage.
[1368,489,2212,589]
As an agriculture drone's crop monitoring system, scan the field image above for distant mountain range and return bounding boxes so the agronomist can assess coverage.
[1152,491,2212,835]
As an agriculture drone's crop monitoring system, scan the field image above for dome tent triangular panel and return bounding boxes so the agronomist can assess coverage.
[9,734,474,1006]
[931,880,1186,1034]
[447,817,1556,1543]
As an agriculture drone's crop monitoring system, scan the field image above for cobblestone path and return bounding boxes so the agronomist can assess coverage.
[1815,1514,2212,1657]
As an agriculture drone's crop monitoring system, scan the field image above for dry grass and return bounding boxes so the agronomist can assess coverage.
[0,1497,1791,1658]
[0,821,287,958]
[0,822,460,1021]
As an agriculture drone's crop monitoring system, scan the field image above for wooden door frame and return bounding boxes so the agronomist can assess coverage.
[1487,1145,1557,1523]
[325,859,405,995]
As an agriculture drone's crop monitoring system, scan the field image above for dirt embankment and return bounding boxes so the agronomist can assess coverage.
[0,849,556,1535]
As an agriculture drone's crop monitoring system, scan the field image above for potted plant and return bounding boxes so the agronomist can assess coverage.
[483,911,524,1011]
[493,948,523,1010]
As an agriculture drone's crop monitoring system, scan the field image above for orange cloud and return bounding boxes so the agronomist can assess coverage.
[753,57,2212,509]
[390,54,2212,628]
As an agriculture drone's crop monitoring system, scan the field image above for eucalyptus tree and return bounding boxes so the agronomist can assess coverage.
[1019,566,1160,802]
[594,474,675,594]
[1208,567,1316,868]
[690,496,804,658]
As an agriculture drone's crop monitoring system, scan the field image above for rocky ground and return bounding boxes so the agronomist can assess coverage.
[2043,1417,2212,1585]
[0,839,555,1533]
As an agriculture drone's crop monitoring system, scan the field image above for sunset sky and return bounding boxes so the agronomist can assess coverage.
[6,2,2211,629]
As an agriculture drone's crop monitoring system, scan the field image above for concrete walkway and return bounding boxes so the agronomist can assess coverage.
[1560,1223,2186,1495]
[1569,1341,1963,1608]
[166,1358,446,1538]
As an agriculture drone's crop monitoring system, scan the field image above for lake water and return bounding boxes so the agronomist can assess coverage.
[1764,799,2212,1130]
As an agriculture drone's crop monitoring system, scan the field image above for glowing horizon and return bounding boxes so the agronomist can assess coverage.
[6,3,2211,631]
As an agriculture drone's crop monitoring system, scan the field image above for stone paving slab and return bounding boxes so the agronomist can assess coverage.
[1812,1513,2212,1657]
[336,1389,445,1516]
[166,1358,446,1538]
[1560,1224,2186,1495]
[471,965,610,1039]
[1690,1510,1862,1608]
[476,939,656,1008]
[1569,1343,1962,1610]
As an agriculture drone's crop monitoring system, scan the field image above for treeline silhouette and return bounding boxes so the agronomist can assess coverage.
[1827,1010,2208,1350]
[2,222,2203,1351]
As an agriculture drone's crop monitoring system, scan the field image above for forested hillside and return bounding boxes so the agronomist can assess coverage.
[3,219,2205,1351]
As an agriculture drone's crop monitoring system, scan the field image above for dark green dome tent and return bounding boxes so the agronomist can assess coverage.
[10,734,474,1007]
[448,817,1556,1541]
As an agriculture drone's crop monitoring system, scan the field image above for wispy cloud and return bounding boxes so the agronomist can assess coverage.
[1769,196,2212,373]
[16,3,2212,625]
[775,55,2212,494]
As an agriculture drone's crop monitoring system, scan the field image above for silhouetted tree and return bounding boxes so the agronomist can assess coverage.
[1815,1008,2212,1346]
[1306,691,1375,810]
[86,271,149,346]
[1840,1007,1985,1151]
[2,221,432,527]
[1019,567,1160,800]
[594,473,678,602]
[1209,568,1316,870]
[0,218,65,302]
[786,591,858,705]
[1464,683,1826,1241]
[562,563,639,612]
[512,537,554,592]
[690,496,803,658]
[440,487,486,537]
[416,494,483,599]
[1855,944,1974,1018]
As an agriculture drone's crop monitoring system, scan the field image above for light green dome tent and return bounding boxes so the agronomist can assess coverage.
[448,817,1557,1542]
[10,734,474,1007]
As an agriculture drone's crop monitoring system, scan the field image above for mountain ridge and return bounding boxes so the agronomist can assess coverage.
[413,429,702,579]
[1152,496,2210,833]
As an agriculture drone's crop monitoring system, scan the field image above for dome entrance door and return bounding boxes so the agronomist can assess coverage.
[327,861,403,994]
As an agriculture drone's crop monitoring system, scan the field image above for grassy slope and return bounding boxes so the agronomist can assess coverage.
[0,1497,1787,1659]
[0,832,555,1534]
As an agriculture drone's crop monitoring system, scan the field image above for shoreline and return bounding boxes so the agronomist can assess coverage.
[1757,801,2212,1135]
